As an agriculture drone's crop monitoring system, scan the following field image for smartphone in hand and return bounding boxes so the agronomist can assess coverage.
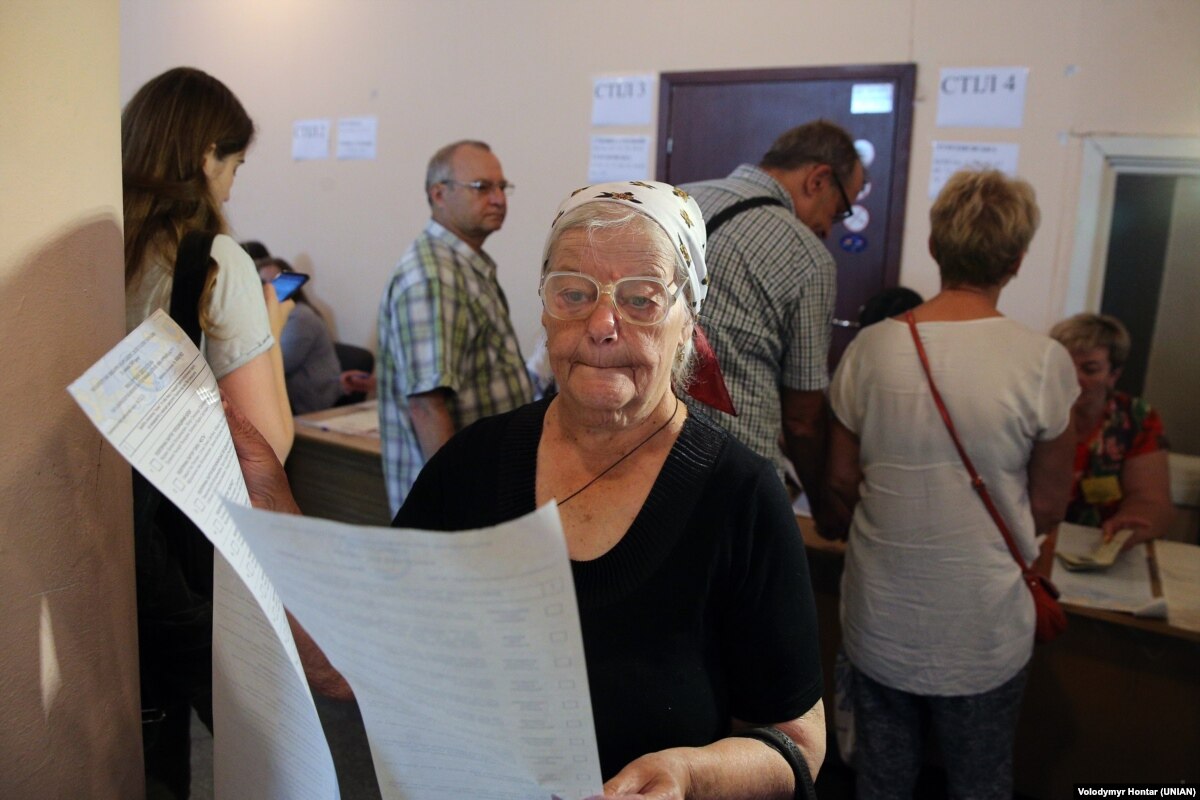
[271,272,309,302]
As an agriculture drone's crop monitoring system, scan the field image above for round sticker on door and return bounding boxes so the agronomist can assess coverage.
[843,205,870,233]
[839,233,868,254]
[854,139,876,168]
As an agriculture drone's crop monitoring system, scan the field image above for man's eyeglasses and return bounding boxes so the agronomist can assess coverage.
[442,179,515,196]
[539,272,683,326]
[829,168,854,223]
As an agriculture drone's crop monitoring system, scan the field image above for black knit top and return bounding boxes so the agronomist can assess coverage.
[393,397,823,779]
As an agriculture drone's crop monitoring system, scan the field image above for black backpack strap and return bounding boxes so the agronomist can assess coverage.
[169,231,217,346]
[704,196,785,237]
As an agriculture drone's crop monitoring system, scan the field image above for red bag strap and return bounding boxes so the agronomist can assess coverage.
[904,312,1034,574]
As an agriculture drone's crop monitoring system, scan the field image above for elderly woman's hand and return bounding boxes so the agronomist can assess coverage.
[223,393,300,515]
[594,748,693,800]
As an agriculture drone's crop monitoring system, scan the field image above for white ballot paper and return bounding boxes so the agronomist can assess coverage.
[69,310,603,799]
[225,501,603,800]
[67,310,338,799]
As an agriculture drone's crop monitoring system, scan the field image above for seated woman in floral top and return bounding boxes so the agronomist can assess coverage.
[1050,313,1175,546]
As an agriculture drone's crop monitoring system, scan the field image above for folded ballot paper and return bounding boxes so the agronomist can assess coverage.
[1056,527,1134,571]
[1052,522,1167,618]
[68,310,603,800]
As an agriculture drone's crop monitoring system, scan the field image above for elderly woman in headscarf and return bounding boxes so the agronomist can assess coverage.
[232,181,826,797]
[393,181,825,797]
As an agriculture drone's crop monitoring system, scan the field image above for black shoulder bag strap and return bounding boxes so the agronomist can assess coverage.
[704,195,785,237]
[134,229,218,733]
[169,230,218,346]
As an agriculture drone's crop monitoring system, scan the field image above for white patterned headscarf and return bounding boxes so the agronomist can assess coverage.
[541,180,737,415]
[543,180,709,315]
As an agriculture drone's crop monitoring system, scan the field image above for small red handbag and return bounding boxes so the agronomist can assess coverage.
[905,312,1067,644]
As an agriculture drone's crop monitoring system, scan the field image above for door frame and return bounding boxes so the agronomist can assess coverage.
[1064,135,1200,314]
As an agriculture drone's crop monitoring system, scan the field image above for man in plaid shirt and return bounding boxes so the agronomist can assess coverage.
[377,140,532,514]
[683,121,863,533]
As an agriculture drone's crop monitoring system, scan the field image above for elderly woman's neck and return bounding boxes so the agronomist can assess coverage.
[548,393,683,455]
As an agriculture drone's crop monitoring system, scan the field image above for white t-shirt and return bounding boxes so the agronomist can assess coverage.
[126,233,273,379]
[829,317,1078,695]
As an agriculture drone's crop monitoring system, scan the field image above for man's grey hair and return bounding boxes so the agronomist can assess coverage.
[759,120,860,184]
[425,140,492,204]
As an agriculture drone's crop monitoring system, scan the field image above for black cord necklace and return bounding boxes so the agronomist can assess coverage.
[557,396,681,507]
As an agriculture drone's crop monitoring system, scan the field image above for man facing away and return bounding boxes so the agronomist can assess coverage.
[377,140,532,514]
[682,120,864,533]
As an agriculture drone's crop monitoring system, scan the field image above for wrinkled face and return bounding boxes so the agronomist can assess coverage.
[543,225,691,423]
[1071,346,1120,404]
[431,145,507,244]
[203,148,245,205]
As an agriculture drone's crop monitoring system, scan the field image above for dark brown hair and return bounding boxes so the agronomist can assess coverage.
[122,67,255,328]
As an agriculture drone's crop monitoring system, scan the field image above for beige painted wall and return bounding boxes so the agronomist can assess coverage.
[119,0,1200,353]
[0,1,142,796]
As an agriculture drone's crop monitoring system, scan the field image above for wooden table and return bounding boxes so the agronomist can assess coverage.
[286,402,391,526]
[798,519,1200,797]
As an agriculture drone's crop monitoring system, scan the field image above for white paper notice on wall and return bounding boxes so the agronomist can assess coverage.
[588,135,651,182]
[591,74,655,126]
[851,83,894,114]
[929,141,1019,199]
[292,119,330,161]
[337,116,377,160]
[936,67,1028,128]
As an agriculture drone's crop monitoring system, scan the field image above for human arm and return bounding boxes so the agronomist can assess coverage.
[262,281,296,448]
[218,349,294,466]
[287,611,354,701]
[600,702,824,800]
[1106,450,1175,547]
[824,415,863,540]
[1027,425,1076,535]
[408,388,456,460]
[781,388,831,534]
[223,396,352,698]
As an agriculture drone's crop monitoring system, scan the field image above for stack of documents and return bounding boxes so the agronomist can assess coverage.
[1051,522,1166,618]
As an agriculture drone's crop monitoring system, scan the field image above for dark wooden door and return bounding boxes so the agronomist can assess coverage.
[657,64,915,366]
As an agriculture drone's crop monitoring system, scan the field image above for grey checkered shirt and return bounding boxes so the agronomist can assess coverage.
[681,165,837,477]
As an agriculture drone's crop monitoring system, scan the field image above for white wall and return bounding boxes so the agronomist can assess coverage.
[1,1,142,796]
[120,0,1200,354]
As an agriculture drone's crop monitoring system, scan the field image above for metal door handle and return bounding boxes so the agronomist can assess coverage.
[832,318,860,329]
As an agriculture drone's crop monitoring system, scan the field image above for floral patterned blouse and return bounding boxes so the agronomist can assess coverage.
[1066,391,1169,527]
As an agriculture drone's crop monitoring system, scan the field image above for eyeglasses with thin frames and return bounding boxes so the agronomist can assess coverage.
[829,168,854,223]
[539,272,684,326]
[441,179,515,196]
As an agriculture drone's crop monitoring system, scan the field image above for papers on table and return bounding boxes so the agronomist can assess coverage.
[1052,522,1166,618]
[297,401,380,437]
[1056,528,1134,571]
[68,310,603,799]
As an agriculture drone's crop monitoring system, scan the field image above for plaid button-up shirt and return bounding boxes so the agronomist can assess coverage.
[682,165,837,478]
[377,220,532,513]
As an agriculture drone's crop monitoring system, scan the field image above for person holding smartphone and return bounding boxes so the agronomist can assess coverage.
[122,66,294,797]
[255,257,346,414]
